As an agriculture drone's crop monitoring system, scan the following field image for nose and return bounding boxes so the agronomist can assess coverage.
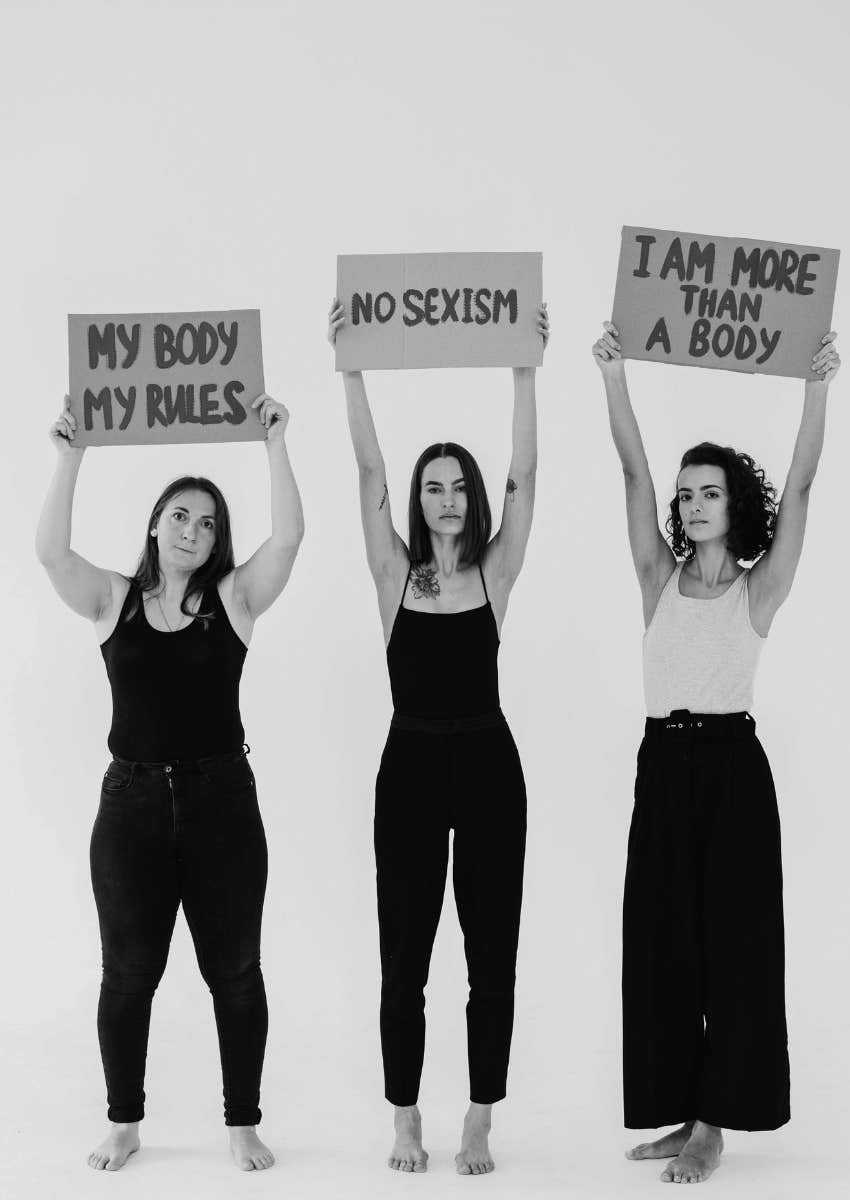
[182,524,196,541]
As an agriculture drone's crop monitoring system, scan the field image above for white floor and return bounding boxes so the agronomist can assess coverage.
[2,1025,847,1200]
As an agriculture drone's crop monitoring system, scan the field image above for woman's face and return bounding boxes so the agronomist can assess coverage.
[676,465,730,546]
[152,488,217,572]
[419,455,467,537]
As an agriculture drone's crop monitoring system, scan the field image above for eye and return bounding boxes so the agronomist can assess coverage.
[455,484,466,493]
[171,510,186,522]
[201,519,214,530]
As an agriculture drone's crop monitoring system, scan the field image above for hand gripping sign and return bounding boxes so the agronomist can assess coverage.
[68,310,266,446]
[334,252,543,370]
[611,227,839,379]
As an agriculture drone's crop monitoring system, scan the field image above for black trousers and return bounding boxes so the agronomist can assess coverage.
[89,749,268,1126]
[374,711,527,1107]
[622,711,790,1131]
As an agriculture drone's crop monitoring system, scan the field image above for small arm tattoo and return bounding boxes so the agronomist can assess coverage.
[378,484,388,511]
[411,564,440,600]
[506,477,517,502]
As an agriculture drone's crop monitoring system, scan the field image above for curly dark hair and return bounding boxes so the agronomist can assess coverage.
[666,442,777,563]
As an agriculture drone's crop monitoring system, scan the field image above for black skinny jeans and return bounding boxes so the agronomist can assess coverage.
[89,749,268,1126]
[375,713,527,1107]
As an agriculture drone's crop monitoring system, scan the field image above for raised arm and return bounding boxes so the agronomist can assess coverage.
[35,399,119,622]
[231,394,305,621]
[484,304,549,595]
[593,322,675,624]
[748,332,840,634]
[328,300,408,593]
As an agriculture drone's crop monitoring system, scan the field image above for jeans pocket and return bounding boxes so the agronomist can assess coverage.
[101,761,134,794]
[203,755,255,793]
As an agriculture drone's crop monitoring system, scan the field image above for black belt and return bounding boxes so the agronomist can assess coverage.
[390,710,506,735]
[644,710,755,740]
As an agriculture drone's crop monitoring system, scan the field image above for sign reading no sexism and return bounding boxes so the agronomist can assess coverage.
[68,310,265,446]
[335,252,543,370]
[612,227,839,379]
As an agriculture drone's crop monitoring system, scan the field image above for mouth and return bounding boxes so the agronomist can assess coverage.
[688,520,707,526]
[440,514,461,520]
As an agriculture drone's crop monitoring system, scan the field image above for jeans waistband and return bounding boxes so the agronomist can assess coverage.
[111,745,250,774]
[390,710,506,735]
[644,711,756,740]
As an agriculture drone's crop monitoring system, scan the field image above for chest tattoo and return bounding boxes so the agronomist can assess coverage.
[411,564,441,600]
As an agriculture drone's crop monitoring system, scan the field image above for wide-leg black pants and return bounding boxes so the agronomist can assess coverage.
[374,712,527,1106]
[622,711,790,1131]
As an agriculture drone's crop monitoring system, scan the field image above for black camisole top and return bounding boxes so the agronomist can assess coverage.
[386,564,501,719]
[100,582,247,761]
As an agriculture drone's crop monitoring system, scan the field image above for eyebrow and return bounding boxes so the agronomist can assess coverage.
[677,484,725,493]
[172,505,216,518]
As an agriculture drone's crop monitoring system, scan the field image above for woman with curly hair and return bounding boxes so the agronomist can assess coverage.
[592,321,840,1185]
[328,298,548,1176]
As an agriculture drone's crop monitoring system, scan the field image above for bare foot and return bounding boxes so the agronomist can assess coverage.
[626,1121,694,1160]
[661,1121,723,1184]
[388,1105,428,1172]
[87,1122,140,1171]
[455,1102,494,1176]
[229,1126,275,1171]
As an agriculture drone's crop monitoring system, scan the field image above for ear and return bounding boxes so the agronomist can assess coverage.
[150,529,158,537]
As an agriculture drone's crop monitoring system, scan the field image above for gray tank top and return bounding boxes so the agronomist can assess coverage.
[642,562,765,718]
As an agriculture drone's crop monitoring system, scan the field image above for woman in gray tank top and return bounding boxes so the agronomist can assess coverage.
[592,320,840,1185]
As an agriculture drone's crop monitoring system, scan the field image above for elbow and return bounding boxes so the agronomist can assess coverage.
[357,459,385,481]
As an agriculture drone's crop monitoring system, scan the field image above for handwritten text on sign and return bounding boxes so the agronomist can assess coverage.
[67,310,265,446]
[335,252,543,370]
[611,228,839,379]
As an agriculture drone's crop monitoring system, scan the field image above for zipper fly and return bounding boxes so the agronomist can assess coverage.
[165,765,175,831]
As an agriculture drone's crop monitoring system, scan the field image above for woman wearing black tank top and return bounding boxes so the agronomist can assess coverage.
[593,321,840,1185]
[328,298,549,1176]
[36,392,304,1173]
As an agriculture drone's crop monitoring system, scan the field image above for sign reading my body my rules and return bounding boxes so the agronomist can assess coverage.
[68,310,266,446]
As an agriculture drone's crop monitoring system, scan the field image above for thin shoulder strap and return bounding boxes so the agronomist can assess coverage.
[478,562,490,604]
[396,565,412,616]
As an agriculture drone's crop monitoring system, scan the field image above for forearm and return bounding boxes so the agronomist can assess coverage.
[786,380,828,491]
[343,371,385,474]
[509,367,537,478]
[603,370,651,481]
[35,455,83,565]
[266,438,305,548]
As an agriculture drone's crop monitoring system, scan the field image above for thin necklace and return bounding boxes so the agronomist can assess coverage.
[155,590,188,632]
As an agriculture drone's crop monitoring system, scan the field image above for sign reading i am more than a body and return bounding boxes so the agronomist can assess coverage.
[612,228,839,379]
[335,252,543,370]
[68,310,266,446]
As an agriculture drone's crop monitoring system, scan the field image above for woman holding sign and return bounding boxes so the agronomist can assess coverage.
[36,393,304,1173]
[592,321,840,1184]
[328,298,548,1176]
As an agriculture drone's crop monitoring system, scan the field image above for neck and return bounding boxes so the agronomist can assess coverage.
[687,540,738,588]
[429,534,462,576]
[154,562,193,600]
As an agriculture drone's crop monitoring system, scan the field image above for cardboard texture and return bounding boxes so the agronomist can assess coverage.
[611,227,839,379]
[68,310,265,446]
[335,252,543,370]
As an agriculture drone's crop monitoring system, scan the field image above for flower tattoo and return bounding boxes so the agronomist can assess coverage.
[506,477,517,503]
[411,564,441,600]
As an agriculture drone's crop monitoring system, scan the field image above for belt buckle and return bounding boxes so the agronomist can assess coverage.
[667,708,691,731]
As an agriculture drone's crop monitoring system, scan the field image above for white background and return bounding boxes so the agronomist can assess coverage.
[2,2,848,1197]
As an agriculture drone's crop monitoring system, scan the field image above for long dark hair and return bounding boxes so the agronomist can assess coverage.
[127,476,235,623]
[666,442,777,563]
[407,442,491,566]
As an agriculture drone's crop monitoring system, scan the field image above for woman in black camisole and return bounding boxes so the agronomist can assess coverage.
[328,298,549,1176]
[36,392,304,1173]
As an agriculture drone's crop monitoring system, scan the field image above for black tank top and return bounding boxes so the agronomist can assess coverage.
[386,564,501,719]
[101,582,247,761]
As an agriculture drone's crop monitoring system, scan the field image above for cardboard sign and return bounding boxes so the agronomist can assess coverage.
[611,227,839,379]
[68,310,265,446]
[335,252,543,370]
